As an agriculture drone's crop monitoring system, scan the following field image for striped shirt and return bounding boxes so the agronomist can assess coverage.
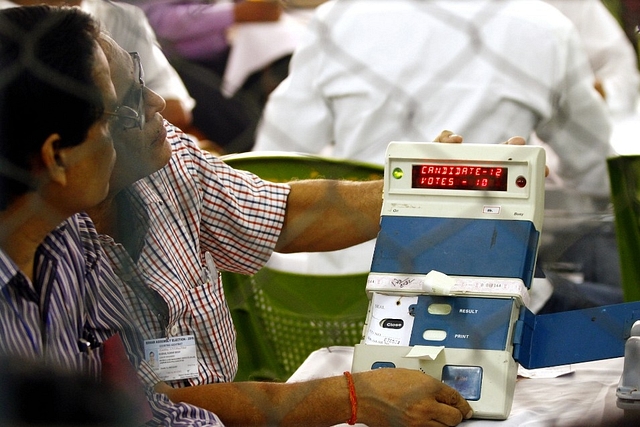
[0,213,223,425]
[100,123,290,387]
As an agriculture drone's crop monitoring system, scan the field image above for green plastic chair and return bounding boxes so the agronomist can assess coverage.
[220,151,384,381]
[608,155,640,302]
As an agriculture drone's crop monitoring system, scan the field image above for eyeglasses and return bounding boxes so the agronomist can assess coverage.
[105,52,145,130]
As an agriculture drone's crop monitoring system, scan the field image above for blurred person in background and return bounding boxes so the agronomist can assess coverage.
[132,0,282,64]
[125,0,290,153]
[255,0,612,197]
[0,0,198,136]
[254,0,620,313]
[544,0,639,116]
[537,0,640,181]
[532,0,639,311]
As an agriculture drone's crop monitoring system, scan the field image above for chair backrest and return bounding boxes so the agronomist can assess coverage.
[607,155,640,302]
[220,151,384,381]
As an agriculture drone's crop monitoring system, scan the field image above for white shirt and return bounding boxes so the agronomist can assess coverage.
[0,0,196,112]
[102,124,290,387]
[255,0,614,197]
[544,0,640,115]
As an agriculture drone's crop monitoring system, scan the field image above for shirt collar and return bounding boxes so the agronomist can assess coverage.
[0,248,21,291]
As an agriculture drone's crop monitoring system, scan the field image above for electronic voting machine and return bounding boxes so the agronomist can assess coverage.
[351,141,640,419]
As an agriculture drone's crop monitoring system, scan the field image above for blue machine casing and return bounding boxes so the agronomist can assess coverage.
[409,295,515,350]
[372,216,539,288]
[515,302,640,369]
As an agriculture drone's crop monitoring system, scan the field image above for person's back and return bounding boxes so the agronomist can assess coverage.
[543,0,640,116]
[255,0,612,196]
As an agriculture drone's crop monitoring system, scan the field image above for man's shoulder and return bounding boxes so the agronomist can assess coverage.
[36,214,104,273]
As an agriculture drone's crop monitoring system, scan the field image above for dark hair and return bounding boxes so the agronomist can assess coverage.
[0,5,104,209]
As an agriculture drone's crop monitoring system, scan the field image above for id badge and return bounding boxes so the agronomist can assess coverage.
[144,335,199,381]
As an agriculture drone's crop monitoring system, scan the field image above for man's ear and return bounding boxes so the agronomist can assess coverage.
[40,134,67,186]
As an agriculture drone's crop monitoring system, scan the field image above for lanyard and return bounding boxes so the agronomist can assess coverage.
[107,245,169,329]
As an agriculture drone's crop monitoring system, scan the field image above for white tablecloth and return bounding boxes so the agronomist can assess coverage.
[287,346,640,426]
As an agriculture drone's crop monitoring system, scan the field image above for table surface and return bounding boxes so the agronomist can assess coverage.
[287,346,640,427]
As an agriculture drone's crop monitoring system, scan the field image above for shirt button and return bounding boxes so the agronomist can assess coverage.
[170,325,179,336]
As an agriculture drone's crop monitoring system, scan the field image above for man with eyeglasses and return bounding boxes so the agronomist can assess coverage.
[0,5,232,426]
[87,32,476,426]
[105,51,146,130]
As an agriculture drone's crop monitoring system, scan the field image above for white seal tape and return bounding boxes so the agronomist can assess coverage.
[366,270,530,307]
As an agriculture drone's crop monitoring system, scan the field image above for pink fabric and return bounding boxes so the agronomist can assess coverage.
[142,1,235,60]
[101,333,153,424]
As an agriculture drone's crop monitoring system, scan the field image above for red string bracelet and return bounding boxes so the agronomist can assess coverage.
[344,371,358,425]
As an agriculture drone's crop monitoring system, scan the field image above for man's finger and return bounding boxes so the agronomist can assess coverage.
[436,386,473,420]
[433,130,463,144]
[503,136,526,145]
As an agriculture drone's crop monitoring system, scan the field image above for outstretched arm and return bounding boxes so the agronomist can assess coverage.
[276,178,383,253]
[155,368,473,427]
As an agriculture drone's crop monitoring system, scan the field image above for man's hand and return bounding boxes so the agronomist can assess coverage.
[234,0,282,22]
[355,368,473,427]
[433,129,463,144]
[434,130,526,146]
[594,79,606,99]
[502,136,549,177]
[155,369,472,427]
[435,131,549,177]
